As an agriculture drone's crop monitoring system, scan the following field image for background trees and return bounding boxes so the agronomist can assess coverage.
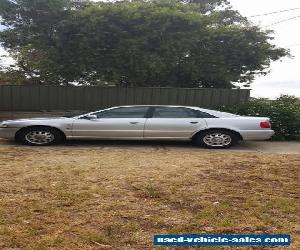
[0,0,289,87]
[178,0,229,13]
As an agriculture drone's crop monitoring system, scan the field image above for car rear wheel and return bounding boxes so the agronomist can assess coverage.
[195,129,238,149]
[17,127,63,146]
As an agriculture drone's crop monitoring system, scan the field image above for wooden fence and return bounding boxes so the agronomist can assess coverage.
[0,85,250,111]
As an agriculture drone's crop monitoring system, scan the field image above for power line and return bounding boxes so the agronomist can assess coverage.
[284,43,300,48]
[265,15,300,27]
[249,7,300,18]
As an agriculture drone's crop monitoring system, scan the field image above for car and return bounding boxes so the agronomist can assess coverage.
[0,105,274,148]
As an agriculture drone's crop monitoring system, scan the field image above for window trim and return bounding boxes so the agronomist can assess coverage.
[195,110,217,118]
[94,106,151,119]
[149,106,201,119]
[78,106,217,119]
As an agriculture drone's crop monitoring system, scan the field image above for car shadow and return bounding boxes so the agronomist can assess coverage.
[63,139,197,149]
[0,138,253,151]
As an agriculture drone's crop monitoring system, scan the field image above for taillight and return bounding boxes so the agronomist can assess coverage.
[260,121,271,129]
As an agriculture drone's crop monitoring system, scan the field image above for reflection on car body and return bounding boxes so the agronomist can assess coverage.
[0,105,274,148]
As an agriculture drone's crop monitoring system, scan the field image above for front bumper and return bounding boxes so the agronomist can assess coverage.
[239,130,275,141]
[0,127,20,140]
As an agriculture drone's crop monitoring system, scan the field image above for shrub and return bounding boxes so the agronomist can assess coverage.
[221,95,300,140]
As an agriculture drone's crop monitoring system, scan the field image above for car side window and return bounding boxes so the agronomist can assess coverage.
[152,107,198,118]
[96,107,149,118]
[197,111,217,118]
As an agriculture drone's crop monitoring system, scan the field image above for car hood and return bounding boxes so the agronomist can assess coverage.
[2,117,74,123]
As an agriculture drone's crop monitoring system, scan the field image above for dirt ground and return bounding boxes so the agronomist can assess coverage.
[0,142,299,250]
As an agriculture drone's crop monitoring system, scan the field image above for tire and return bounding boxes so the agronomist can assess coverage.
[194,129,238,149]
[17,126,63,146]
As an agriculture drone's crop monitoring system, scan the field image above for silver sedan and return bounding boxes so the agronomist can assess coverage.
[0,105,274,148]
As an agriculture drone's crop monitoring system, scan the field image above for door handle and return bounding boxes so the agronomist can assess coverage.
[190,121,199,124]
[130,122,139,124]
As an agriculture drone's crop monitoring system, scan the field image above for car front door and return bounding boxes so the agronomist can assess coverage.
[71,106,150,139]
[144,107,207,139]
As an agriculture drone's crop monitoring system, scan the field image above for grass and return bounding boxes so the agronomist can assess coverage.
[0,143,299,249]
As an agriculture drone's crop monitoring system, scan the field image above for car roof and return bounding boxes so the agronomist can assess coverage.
[114,105,202,109]
[79,105,239,118]
[113,105,239,118]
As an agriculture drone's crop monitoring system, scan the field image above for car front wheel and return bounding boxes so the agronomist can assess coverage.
[195,130,238,149]
[17,127,63,146]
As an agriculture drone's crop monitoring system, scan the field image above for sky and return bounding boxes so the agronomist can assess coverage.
[229,0,300,98]
[1,0,300,99]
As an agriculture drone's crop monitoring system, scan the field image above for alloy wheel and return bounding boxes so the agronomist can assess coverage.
[25,131,55,145]
[203,133,232,147]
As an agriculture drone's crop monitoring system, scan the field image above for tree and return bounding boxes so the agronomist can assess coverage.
[0,0,90,84]
[178,0,230,13]
[0,0,289,87]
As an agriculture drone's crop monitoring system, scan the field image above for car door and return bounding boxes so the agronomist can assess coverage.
[144,106,207,139]
[71,106,150,139]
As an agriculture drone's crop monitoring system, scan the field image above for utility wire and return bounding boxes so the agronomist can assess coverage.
[264,15,300,27]
[249,7,300,17]
[284,43,300,48]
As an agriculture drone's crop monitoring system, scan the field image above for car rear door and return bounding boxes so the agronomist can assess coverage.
[72,106,150,139]
[143,106,207,139]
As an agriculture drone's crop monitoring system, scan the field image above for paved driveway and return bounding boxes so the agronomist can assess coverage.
[0,139,299,154]
[232,141,300,154]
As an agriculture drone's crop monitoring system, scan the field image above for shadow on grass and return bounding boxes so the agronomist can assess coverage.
[64,139,196,148]
[0,138,252,150]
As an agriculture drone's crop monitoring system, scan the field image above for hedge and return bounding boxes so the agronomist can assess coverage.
[221,95,300,140]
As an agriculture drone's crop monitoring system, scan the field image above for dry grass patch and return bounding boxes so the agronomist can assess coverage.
[0,144,299,249]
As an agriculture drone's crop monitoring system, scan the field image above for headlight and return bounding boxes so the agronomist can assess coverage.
[0,122,10,128]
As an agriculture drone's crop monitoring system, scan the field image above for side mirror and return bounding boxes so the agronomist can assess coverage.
[85,114,97,120]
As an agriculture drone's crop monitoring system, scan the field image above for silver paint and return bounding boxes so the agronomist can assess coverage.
[0,105,275,142]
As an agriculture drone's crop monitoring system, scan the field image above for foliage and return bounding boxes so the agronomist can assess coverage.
[0,0,289,87]
[0,68,30,84]
[222,95,300,140]
[178,0,230,13]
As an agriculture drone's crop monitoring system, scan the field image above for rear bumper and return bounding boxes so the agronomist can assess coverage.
[239,130,275,141]
[0,128,19,140]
